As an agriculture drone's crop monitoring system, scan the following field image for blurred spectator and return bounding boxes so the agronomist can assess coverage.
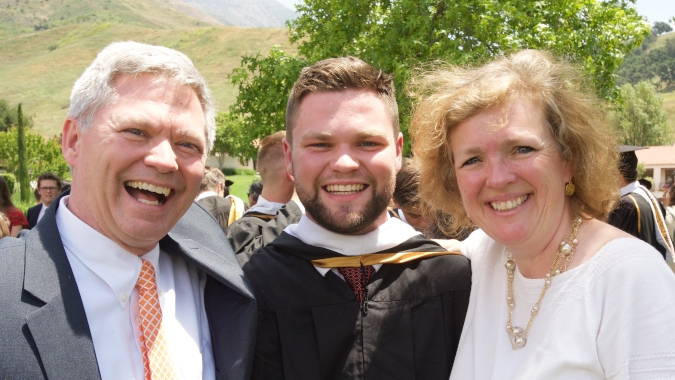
[196,167,245,234]
[247,180,263,207]
[639,178,652,190]
[0,176,28,237]
[664,185,675,243]
[27,172,62,229]
[0,212,9,238]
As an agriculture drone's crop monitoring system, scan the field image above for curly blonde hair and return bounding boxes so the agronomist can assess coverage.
[409,50,618,234]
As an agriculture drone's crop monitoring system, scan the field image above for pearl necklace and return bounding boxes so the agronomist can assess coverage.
[505,216,582,349]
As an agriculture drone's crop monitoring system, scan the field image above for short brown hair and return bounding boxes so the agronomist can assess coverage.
[285,56,399,143]
[409,50,618,234]
[257,131,286,181]
[200,166,225,192]
[37,172,62,190]
[393,158,421,208]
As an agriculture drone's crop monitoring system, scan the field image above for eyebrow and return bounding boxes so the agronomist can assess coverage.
[299,129,388,141]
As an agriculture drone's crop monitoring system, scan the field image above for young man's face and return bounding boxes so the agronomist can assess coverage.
[285,89,402,235]
[37,179,60,206]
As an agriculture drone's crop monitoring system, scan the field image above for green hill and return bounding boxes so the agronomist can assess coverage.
[0,0,294,136]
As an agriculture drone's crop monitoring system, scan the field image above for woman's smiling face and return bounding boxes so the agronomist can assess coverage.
[450,98,573,248]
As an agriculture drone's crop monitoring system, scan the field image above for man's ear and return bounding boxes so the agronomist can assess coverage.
[62,117,81,167]
[395,132,403,172]
[283,137,294,179]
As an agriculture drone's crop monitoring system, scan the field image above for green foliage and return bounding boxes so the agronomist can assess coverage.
[214,112,256,165]
[221,167,257,176]
[617,36,675,87]
[16,104,30,202]
[612,81,674,146]
[226,47,307,161]
[653,22,673,36]
[1,173,16,193]
[228,0,649,157]
[0,99,33,133]
[0,128,70,181]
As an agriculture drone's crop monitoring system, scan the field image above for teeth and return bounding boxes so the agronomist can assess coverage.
[137,198,160,206]
[491,195,529,211]
[325,184,365,194]
[126,181,172,197]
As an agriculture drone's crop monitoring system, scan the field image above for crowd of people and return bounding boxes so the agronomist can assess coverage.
[1,41,674,379]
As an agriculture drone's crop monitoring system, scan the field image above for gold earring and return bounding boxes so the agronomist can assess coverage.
[565,180,575,196]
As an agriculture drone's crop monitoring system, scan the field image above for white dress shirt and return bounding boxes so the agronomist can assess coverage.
[285,214,421,279]
[56,196,215,380]
[36,203,48,223]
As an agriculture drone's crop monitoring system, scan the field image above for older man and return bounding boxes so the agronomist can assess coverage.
[0,41,256,379]
[239,57,471,379]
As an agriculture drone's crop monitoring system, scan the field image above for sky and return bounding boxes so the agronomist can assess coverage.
[635,0,675,24]
[277,0,674,25]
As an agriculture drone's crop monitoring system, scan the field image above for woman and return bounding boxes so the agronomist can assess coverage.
[409,50,675,378]
[0,176,28,237]
[664,185,675,242]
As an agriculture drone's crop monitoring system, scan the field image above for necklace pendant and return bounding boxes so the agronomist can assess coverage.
[514,336,527,348]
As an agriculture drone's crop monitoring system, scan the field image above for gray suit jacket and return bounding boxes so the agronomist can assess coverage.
[0,193,257,379]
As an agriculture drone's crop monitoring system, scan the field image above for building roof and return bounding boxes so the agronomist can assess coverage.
[635,146,675,166]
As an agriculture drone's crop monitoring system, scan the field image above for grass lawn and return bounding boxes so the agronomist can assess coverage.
[226,174,261,204]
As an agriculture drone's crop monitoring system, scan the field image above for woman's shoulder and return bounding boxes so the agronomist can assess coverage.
[460,229,503,261]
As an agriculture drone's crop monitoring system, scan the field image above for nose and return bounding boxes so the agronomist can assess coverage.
[484,156,516,189]
[145,139,179,173]
[329,146,359,173]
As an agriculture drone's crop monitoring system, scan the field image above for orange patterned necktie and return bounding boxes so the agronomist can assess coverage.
[136,259,177,380]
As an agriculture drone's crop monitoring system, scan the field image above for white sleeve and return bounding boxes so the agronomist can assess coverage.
[594,240,675,379]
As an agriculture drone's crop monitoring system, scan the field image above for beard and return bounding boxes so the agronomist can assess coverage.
[296,175,394,235]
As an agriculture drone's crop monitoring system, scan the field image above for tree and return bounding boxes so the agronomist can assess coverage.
[226,47,307,161]
[0,99,33,132]
[0,128,70,181]
[652,21,673,36]
[613,81,674,146]
[212,112,252,167]
[16,104,30,202]
[228,0,649,157]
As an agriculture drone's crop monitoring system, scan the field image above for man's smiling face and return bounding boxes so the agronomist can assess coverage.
[62,73,207,254]
[284,89,402,235]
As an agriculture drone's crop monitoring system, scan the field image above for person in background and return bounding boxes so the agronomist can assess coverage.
[0,41,256,379]
[0,176,28,237]
[638,178,652,191]
[239,56,471,378]
[410,49,675,379]
[392,157,472,241]
[247,180,263,207]
[607,146,674,261]
[27,172,62,229]
[663,184,675,243]
[0,212,9,238]
[196,166,241,234]
[60,180,72,194]
[227,130,301,255]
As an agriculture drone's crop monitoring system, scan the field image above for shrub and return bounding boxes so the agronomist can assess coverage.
[1,172,16,193]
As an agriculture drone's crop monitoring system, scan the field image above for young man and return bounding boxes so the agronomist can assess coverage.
[1,41,256,379]
[239,57,471,379]
[27,172,62,229]
[227,131,300,254]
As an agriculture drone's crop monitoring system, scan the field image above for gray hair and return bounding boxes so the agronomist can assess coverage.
[68,41,216,153]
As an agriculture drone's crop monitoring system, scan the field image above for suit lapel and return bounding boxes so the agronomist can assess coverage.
[23,195,101,380]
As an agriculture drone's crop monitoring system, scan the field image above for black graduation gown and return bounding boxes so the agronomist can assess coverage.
[227,201,302,254]
[196,195,231,234]
[238,233,472,380]
[608,193,666,259]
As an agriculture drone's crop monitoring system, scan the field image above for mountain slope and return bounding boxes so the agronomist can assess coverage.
[0,0,294,136]
[0,0,222,39]
[181,0,297,27]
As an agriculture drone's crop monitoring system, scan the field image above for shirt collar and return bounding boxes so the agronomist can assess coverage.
[56,195,160,307]
[245,195,285,216]
[620,181,640,196]
[196,191,218,201]
[285,214,421,276]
